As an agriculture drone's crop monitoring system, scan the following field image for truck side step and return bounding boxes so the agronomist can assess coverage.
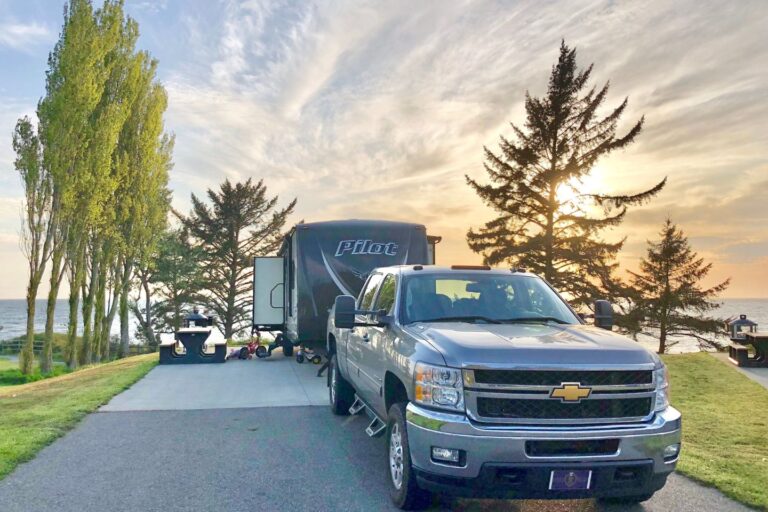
[349,395,366,415]
[365,417,386,437]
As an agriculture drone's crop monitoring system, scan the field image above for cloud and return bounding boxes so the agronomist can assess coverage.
[0,21,53,51]
[0,0,767,297]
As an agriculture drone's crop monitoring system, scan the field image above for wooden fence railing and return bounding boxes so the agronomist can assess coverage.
[0,339,155,356]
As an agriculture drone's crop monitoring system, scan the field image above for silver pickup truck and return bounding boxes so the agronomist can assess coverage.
[327,265,681,509]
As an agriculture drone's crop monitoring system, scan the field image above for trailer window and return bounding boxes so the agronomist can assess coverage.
[375,274,397,314]
[359,273,384,310]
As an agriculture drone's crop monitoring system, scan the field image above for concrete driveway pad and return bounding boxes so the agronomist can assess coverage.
[101,355,327,411]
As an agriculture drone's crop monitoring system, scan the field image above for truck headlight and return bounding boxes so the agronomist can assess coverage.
[414,362,464,412]
[654,364,670,412]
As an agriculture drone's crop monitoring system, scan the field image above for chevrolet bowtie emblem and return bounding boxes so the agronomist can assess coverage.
[550,382,591,402]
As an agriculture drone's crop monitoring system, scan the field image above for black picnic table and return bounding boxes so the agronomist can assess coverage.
[729,332,768,367]
[159,328,227,364]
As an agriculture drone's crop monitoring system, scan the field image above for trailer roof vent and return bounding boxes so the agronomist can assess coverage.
[451,265,491,271]
[413,265,423,270]
[511,267,528,273]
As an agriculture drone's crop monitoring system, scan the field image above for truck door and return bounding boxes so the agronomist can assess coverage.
[360,273,397,418]
[347,272,384,403]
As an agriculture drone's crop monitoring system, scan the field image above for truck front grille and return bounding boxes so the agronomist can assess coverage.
[464,367,657,425]
[473,369,652,387]
[476,396,653,420]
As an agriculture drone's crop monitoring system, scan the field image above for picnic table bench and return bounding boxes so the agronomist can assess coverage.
[729,332,768,368]
[159,312,227,364]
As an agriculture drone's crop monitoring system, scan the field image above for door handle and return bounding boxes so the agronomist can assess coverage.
[362,333,370,342]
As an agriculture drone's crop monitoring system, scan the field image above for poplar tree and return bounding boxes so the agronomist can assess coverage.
[466,42,666,307]
[12,117,54,374]
[182,179,296,339]
[37,0,110,368]
[628,219,729,354]
[35,0,172,366]
[110,58,173,358]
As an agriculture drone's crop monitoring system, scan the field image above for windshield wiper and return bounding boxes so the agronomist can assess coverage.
[416,316,502,324]
[497,316,570,324]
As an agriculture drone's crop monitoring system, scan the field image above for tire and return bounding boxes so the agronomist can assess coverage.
[311,355,323,365]
[238,347,249,360]
[328,354,354,415]
[280,336,294,357]
[386,403,432,510]
[600,493,655,505]
[255,345,268,358]
[296,353,305,364]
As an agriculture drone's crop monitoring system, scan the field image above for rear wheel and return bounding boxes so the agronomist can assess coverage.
[238,347,249,360]
[387,403,432,510]
[328,354,354,415]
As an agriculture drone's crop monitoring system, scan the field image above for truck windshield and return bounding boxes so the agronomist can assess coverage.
[400,273,580,325]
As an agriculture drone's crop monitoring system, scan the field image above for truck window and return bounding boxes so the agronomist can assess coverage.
[401,273,579,324]
[374,274,397,314]
[359,273,385,310]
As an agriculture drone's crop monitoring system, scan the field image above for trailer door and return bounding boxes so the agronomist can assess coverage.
[253,256,285,329]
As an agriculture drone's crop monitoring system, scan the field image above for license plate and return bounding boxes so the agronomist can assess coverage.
[549,469,592,491]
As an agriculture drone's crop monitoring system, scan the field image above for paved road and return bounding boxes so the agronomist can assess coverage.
[0,358,753,512]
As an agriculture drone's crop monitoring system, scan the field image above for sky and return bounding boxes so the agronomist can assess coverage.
[0,0,766,299]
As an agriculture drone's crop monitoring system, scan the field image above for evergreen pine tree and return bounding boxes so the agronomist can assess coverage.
[628,219,729,354]
[466,41,665,307]
[182,179,296,339]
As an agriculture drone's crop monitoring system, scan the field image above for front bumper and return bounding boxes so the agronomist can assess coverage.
[406,403,681,499]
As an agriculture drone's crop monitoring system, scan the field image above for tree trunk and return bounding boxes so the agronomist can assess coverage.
[41,251,64,373]
[142,277,156,347]
[20,291,36,375]
[94,250,109,362]
[66,245,86,369]
[658,316,667,355]
[118,260,133,357]
[120,286,129,356]
[80,249,98,365]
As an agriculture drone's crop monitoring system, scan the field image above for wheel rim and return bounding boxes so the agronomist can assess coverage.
[330,360,337,404]
[389,423,404,490]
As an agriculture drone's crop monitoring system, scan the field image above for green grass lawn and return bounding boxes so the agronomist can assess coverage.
[663,353,768,510]
[0,353,157,480]
[0,356,70,387]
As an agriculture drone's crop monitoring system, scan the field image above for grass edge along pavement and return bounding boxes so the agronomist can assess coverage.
[662,352,768,510]
[0,353,157,480]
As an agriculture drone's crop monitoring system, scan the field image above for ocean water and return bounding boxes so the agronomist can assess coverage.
[633,299,768,354]
[0,298,766,350]
[0,299,133,342]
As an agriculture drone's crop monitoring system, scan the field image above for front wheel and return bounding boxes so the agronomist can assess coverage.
[387,403,432,510]
[328,354,354,415]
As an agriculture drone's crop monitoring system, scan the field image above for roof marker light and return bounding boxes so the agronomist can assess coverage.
[450,265,491,271]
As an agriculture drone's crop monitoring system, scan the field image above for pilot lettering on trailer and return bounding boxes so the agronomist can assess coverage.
[335,240,398,257]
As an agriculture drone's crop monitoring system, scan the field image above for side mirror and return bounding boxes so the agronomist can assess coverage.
[377,313,393,328]
[334,295,357,329]
[594,300,614,331]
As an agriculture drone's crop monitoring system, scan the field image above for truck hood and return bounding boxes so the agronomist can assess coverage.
[403,322,659,368]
